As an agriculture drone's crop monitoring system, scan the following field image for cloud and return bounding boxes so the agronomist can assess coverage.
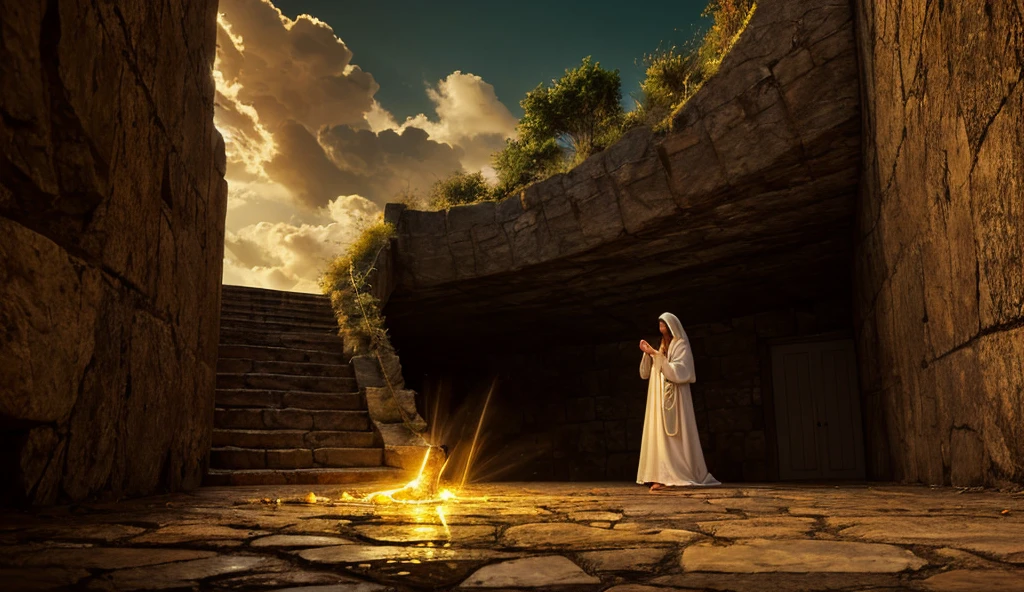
[223,195,382,293]
[216,0,377,133]
[263,120,365,208]
[396,72,518,176]
[318,125,464,202]
[213,0,519,291]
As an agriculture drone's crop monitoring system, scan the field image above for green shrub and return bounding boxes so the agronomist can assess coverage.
[635,0,756,131]
[319,219,396,355]
[492,137,562,198]
[492,56,623,199]
[428,171,493,210]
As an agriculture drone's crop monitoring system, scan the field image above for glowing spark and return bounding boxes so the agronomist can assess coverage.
[436,505,452,539]
[437,455,452,482]
[438,489,456,501]
[461,377,496,489]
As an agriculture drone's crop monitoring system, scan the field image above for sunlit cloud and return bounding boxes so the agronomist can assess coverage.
[214,0,518,291]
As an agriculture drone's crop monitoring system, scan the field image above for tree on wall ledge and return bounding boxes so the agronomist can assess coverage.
[493,56,624,198]
[428,171,492,210]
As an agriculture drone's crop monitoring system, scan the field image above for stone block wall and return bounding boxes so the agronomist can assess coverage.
[411,299,851,483]
[0,1,227,504]
[852,0,1024,486]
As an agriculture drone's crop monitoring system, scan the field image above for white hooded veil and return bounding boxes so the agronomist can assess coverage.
[637,312,718,486]
[658,312,696,385]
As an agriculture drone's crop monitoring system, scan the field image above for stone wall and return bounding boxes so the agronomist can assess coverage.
[0,1,227,504]
[382,0,861,343]
[852,0,1024,486]
[404,299,850,483]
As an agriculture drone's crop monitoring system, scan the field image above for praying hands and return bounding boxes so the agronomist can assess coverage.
[639,340,659,356]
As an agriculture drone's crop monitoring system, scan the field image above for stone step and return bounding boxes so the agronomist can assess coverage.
[214,408,371,431]
[221,301,335,321]
[222,285,330,304]
[216,359,354,378]
[219,319,338,334]
[220,296,331,314]
[215,389,362,411]
[220,308,337,326]
[209,446,384,470]
[203,467,408,487]
[216,373,357,393]
[219,329,345,351]
[217,345,347,365]
[212,429,378,449]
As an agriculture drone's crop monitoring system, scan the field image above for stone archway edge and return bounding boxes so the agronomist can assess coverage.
[383,0,859,290]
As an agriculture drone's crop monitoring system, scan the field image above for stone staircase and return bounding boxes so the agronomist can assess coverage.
[205,285,404,486]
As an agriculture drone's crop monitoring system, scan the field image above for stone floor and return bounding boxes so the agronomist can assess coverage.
[2,482,1023,591]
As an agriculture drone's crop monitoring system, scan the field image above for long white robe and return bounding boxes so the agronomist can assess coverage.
[637,313,720,487]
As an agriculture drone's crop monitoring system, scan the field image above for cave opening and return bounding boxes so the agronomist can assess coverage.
[386,226,863,484]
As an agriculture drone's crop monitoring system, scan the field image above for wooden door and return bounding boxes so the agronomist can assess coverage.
[771,339,865,480]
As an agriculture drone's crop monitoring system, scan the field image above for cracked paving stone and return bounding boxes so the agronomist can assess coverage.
[250,534,352,547]
[933,547,1007,570]
[299,545,517,589]
[351,524,496,544]
[706,497,791,514]
[283,519,353,534]
[17,523,146,543]
[922,569,1024,591]
[698,517,817,538]
[0,567,90,591]
[828,516,1024,560]
[270,584,391,592]
[578,548,671,572]
[681,539,928,573]
[459,555,600,587]
[86,555,280,590]
[0,547,217,570]
[619,500,729,517]
[568,510,623,522]
[214,570,385,590]
[298,544,516,564]
[130,524,268,546]
[502,522,698,549]
[653,572,905,591]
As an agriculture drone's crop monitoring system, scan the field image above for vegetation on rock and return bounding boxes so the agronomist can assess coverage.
[427,171,493,210]
[418,0,756,211]
[319,219,396,355]
[493,56,624,198]
[629,0,757,131]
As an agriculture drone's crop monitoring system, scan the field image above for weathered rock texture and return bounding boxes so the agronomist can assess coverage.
[852,0,1024,486]
[0,1,227,504]
[383,0,860,343]
[381,0,862,482]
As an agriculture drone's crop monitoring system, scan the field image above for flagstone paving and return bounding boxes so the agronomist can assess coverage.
[1,482,1022,590]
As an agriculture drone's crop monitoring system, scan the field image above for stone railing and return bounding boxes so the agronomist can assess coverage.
[349,230,431,471]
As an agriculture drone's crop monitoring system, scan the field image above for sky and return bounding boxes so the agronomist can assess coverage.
[215,0,709,293]
[272,0,711,120]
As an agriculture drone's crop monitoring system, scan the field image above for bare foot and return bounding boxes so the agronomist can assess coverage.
[649,483,668,492]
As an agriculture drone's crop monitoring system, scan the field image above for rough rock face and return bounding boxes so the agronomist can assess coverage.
[377,0,862,482]
[852,0,1024,486]
[0,1,227,504]
[384,0,861,343]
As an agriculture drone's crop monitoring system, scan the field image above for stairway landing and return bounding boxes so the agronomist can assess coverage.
[205,285,404,486]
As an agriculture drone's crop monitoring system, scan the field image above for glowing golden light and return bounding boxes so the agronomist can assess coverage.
[357,446,453,505]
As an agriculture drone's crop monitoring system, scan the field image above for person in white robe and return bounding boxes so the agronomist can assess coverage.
[637,312,720,491]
